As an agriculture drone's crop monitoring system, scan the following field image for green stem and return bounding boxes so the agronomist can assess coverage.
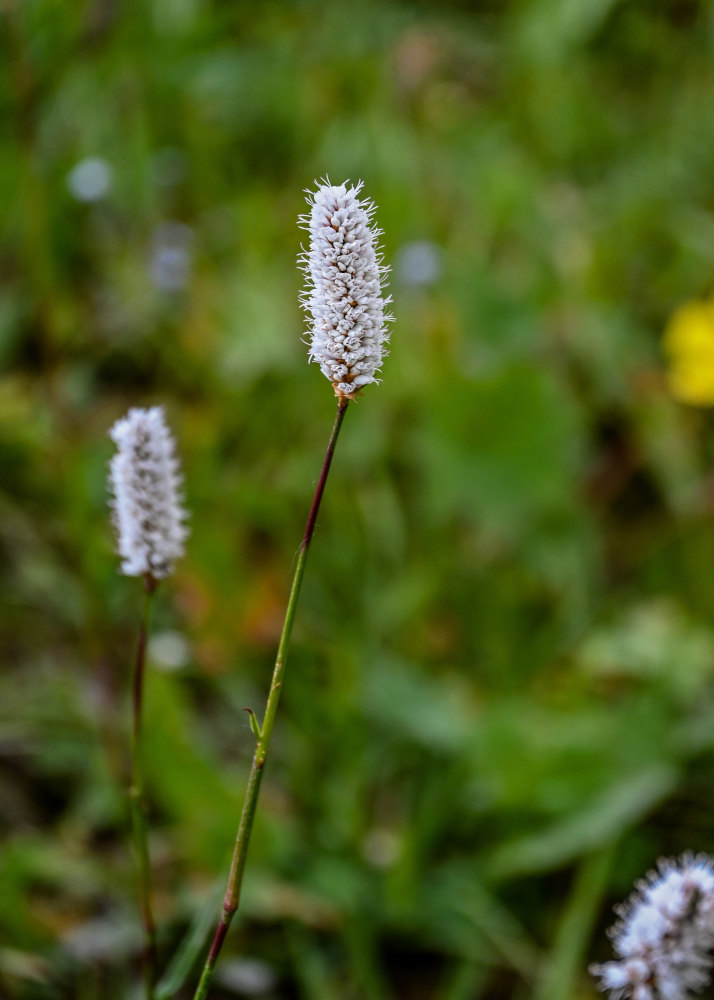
[130,574,159,998]
[192,398,350,1000]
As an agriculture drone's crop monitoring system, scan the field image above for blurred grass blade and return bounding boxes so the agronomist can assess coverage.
[425,861,542,979]
[438,959,489,1000]
[154,881,223,1000]
[287,925,341,1000]
[487,764,678,878]
[532,844,615,1000]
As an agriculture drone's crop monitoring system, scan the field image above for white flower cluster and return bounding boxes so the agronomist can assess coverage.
[591,853,714,1000]
[300,179,392,399]
[108,406,188,580]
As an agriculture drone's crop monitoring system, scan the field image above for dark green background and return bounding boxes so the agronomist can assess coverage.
[3,1,714,997]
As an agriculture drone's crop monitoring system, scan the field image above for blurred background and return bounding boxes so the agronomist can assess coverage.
[3,0,714,997]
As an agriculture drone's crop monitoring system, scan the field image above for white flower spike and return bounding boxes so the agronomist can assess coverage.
[300,179,392,399]
[108,406,188,580]
[591,853,714,1000]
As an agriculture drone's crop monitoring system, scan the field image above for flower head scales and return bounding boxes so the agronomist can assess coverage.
[299,179,392,399]
[108,406,188,580]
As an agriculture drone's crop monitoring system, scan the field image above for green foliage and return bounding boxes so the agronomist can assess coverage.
[3,1,714,998]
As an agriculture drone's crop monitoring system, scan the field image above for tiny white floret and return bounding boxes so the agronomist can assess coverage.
[299,178,392,399]
[108,406,188,580]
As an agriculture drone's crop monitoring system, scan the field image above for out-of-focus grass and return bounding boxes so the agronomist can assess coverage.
[3,1,714,997]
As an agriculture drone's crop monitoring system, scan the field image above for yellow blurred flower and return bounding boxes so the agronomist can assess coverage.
[663,297,714,406]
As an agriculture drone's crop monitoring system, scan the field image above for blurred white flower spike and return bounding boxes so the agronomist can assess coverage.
[108,406,188,580]
[591,853,714,1000]
[67,157,113,202]
[300,179,392,400]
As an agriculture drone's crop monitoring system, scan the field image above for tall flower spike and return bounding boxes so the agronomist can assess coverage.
[591,853,714,1000]
[300,179,392,399]
[108,406,188,580]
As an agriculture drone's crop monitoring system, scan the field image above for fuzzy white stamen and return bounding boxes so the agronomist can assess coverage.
[108,406,188,580]
[299,179,393,398]
[590,853,714,1000]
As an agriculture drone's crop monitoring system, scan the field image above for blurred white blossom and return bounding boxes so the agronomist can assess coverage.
[108,406,188,580]
[63,916,139,961]
[66,157,113,202]
[591,853,714,1000]
[148,629,191,671]
[362,827,401,869]
[394,240,443,287]
[215,958,278,996]
[300,179,392,398]
[150,222,193,292]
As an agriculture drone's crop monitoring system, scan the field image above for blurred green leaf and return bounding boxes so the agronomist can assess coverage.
[153,881,223,1000]
[487,764,679,878]
[424,364,583,539]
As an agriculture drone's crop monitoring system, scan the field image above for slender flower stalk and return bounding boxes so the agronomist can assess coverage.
[192,399,349,1000]
[108,405,188,997]
[591,852,714,1000]
[191,180,391,999]
[129,574,159,994]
